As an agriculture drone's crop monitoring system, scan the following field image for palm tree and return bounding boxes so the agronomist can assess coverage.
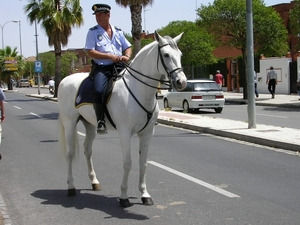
[115,0,154,57]
[0,46,19,90]
[24,0,83,97]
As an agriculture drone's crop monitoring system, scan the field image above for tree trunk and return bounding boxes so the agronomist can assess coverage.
[130,5,142,57]
[54,45,62,98]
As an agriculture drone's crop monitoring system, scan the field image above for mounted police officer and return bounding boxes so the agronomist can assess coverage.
[85,3,132,134]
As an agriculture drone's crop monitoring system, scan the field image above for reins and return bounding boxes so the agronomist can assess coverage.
[117,42,183,132]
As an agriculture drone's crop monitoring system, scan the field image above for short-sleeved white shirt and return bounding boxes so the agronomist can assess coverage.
[85,24,131,66]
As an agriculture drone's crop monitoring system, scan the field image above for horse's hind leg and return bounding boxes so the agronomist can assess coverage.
[138,130,154,206]
[82,119,101,191]
[62,120,79,196]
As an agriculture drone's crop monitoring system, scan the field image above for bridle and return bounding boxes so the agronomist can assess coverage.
[119,42,183,132]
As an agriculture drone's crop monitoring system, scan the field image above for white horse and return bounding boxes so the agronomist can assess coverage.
[57,31,187,207]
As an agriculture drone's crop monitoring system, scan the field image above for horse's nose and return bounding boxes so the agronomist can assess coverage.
[175,75,187,91]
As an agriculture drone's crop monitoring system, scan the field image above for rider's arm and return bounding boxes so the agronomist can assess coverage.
[87,49,121,63]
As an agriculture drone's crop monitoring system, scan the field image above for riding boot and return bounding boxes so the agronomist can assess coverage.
[93,103,107,134]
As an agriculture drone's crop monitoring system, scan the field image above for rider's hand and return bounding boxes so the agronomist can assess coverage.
[111,54,122,63]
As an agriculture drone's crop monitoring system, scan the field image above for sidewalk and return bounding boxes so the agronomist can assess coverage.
[26,91,300,152]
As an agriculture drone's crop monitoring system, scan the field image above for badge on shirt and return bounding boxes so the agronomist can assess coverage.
[97,34,103,41]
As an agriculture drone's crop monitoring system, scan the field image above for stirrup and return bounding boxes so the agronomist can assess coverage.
[97,120,107,134]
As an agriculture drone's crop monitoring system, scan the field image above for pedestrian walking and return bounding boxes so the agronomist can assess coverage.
[254,71,259,98]
[266,66,277,99]
[214,70,224,89]
[297,78,300,100]
[0,88,6,160]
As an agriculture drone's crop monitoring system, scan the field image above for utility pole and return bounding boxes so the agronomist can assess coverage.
[246,0,256,128]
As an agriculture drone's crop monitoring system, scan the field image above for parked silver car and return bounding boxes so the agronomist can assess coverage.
[163,79,225,113]
[18,79,31,88]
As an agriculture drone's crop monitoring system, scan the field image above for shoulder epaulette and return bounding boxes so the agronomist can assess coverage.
[89,25,97,30]
[115,26,122,31]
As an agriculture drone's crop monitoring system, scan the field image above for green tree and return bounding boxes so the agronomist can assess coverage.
[24,0,84,96]
[0,46,20,90]
[197,0,288,98]
[39,52,55,78]
[115,0,154,57]
[289,0,300,51]
[61,52,78,78]
[158,21,217,78]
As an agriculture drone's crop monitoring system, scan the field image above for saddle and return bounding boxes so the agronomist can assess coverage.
[75,62,124,108]
[75,63,124,129]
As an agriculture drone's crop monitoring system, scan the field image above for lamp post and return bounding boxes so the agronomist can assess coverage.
[143,8,149,33]
[0,20,18,49]
[18,20,23,57]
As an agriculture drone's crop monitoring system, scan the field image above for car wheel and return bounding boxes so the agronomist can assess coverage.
[215,107,223,113]
[164,98,170,109]
[183,100,191,113]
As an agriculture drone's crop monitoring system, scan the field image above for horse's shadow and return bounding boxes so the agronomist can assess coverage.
[31,189,149,220]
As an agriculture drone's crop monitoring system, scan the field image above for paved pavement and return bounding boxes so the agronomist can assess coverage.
[24,90,300,152]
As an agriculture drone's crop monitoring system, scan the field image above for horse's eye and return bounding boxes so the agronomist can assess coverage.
[163,53,170,58]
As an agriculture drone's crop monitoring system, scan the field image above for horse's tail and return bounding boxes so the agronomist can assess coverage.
[58,115,80,160]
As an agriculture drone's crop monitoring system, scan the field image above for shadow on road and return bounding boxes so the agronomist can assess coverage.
[31,189,149,220]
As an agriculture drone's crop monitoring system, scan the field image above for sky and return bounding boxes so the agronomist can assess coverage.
[0,0,293,58]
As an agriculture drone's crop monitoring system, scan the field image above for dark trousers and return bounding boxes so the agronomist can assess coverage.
[93,65,114,123]
[254,83,259,97]
[268,79,276,95]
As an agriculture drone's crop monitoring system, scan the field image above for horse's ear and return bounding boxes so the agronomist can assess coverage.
[173,32,184,43]
[154,30,161,42]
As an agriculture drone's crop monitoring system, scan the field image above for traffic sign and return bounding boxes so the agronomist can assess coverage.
[35,61,43,73]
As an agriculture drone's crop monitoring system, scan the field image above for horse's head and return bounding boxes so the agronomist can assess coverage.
[155,31,187,91]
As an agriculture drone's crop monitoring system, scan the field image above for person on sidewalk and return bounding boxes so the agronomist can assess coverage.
[266,66,277,99]
[85,3,132,134]
[254,70,259,98]
[0,88,6,160]
[297,78,300,100]
[48,78,55,93]
[214,70,224,89]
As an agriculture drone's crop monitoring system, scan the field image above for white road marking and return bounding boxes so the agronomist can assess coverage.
[256,113,287,118]
[13,106,21,110]
[30,112,42,118]
[148,161,240,198]
[77,131,86,137]
[0,192,13,225]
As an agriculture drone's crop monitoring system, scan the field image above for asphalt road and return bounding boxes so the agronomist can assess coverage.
[0,89,300,224]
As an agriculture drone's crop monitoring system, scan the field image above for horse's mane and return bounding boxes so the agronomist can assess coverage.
[131,35,179,63]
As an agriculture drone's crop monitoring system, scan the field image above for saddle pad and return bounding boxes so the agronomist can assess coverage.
[75,77,95,108]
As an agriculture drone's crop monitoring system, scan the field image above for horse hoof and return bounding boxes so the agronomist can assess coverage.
[141,197,154,206]
[119,198,132,208]
[92,183,101,191]
[67,188,76,196]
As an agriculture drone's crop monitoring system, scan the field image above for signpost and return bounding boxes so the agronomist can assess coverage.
[4,57,18,71]
[34,60,42,95]
[34,60,42,73]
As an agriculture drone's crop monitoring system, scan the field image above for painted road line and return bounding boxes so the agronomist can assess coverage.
[30,112,42,118]
[148,161,240,198]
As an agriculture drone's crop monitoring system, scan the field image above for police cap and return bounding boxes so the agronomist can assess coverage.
[92,4,111,14]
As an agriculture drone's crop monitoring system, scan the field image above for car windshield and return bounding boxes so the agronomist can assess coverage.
[193,82,220,91]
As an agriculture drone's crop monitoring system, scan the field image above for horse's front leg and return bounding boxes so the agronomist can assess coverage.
[118,130,132,207]
[63,121,78,196]
[82,120,101,191]
[138,127,155,206]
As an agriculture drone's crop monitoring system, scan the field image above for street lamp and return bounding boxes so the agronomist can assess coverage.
[18,20,23,57]
[143,8,150,33]
[0,20,18,49]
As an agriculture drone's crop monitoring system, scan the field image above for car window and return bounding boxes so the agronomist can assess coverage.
[194,82,220,91]
[183,82,193,92]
